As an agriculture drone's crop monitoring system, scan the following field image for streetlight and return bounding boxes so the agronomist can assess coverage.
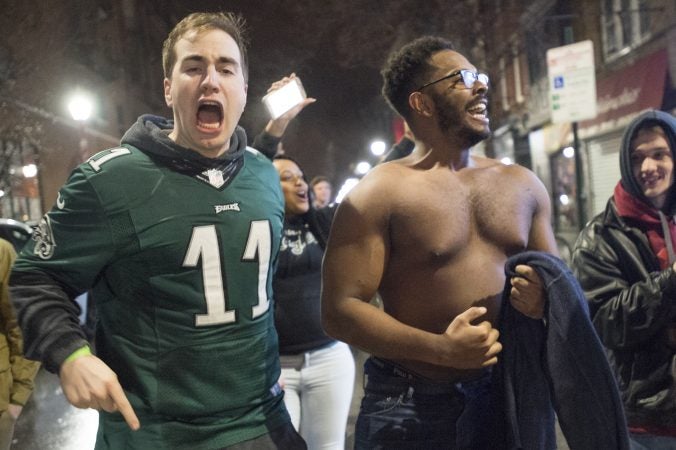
[68,93,93,121]
[355,161,371,175]
[559,194,570,205]
[22,164,38,178]
[67,91,94,164]
[370,140,387,156]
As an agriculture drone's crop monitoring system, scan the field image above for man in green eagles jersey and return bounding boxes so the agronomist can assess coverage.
[10,12,306,449]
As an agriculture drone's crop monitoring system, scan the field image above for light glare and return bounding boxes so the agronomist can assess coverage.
[22,164,38,178]
[559,194,570,205]
[355,161,371,175]
[335,177,360,203]
[68,93,94,121]
[370,140,387,156]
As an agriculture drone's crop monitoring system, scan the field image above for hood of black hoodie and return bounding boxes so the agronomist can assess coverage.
[120,114,248,173]
[619,109,676,213]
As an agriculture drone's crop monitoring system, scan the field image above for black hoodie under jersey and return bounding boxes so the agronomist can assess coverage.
[122,114,248,187]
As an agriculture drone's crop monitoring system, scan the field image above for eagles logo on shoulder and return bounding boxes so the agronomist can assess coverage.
[33,215,56,260]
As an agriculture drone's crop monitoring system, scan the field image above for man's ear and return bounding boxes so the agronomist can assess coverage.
[409,91,433,117]
[164,78,173,107]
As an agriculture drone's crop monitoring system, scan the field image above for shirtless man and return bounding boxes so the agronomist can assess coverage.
[321,36,558,449]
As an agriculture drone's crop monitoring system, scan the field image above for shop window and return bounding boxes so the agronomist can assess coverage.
[550,148,578,231]
[0,138,42,221]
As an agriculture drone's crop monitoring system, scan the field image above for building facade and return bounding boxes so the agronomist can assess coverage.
[0,0,172,222]
[482,0,675,246]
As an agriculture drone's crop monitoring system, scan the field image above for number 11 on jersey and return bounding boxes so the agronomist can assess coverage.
[184,221,272,326]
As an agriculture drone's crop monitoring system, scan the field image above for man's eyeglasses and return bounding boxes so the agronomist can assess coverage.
[416,69,489,92]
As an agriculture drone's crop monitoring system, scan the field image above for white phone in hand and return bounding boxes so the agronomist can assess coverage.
[262,77,307,119]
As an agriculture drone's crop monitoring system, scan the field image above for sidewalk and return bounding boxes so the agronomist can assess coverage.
[13,368,98,449]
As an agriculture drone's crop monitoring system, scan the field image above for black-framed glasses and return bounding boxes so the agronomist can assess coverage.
[416,69,489,91]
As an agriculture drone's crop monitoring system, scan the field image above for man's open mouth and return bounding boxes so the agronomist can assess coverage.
[467,101,487,119]
[197,101,223,130]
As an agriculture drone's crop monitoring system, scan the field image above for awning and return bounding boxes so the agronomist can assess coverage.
[578,49,668,138]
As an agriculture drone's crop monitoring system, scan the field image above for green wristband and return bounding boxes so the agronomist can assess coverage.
[64,345,92,364]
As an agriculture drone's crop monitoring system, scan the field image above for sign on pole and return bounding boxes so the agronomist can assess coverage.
[547,40,597,124]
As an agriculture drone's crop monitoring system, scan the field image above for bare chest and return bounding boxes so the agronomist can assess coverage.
[389,170,533,261]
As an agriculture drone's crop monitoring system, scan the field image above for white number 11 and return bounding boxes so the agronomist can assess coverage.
[183,221,271,326]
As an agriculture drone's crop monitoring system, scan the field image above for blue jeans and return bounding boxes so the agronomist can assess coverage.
[354,357,493,450]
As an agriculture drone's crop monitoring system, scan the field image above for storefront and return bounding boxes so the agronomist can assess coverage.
[529,48,671,241]
[579,48,669,217]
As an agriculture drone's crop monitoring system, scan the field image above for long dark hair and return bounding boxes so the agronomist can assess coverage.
[273,155,330,250]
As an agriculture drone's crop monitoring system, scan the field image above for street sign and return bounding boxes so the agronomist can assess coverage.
[547,40,597,124]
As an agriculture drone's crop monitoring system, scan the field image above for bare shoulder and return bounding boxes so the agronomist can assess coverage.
[506,164,548,194]
[343,162,411,204]
[476,157,546,188]
[469,157,550,210]
[333,162,416,232]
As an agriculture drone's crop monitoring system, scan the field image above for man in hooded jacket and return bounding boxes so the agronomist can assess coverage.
[572,109,676,448]
[8,11,305,450]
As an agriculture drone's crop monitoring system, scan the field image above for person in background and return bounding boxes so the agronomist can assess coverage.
[255,76,354,450]
[0,238,39,450]
[9,12,305,449]
[320,35,558,449]
[572,110,676,449]
[272,156,354,450]
[310,176,332,209]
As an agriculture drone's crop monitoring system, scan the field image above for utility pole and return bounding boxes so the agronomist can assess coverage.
[565,28,588,229]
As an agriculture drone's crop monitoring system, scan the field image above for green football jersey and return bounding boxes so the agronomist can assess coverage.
[14,144,288,448]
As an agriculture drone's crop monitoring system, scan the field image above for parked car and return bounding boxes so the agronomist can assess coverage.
[0,218,33,252]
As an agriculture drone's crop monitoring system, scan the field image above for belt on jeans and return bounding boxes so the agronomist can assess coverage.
[366,357,460,394]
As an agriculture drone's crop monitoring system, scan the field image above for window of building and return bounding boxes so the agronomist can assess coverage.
[513,45,524,104]
[0,138,42,221]
[499,57,509,111]
[524,1,573,87]
[601,0,652,60]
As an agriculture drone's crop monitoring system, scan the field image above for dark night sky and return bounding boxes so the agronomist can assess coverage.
[165,1,398,186]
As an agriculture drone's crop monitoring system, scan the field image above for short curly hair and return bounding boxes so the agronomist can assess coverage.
[381,36,455,121]
[162,12,249,82]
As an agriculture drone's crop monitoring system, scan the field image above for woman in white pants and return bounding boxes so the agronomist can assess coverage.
[271,156,355,449]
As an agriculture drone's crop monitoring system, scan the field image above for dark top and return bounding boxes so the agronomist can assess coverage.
[252,130,338,354]
[274,216,334,354]
[494,251,629,450]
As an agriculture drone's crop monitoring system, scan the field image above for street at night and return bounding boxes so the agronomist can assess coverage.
[1,1,675,449]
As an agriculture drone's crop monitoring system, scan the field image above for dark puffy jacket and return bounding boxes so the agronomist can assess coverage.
[572,196,676,427]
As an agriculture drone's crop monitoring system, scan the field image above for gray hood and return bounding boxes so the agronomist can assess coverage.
[619,110,676,212]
